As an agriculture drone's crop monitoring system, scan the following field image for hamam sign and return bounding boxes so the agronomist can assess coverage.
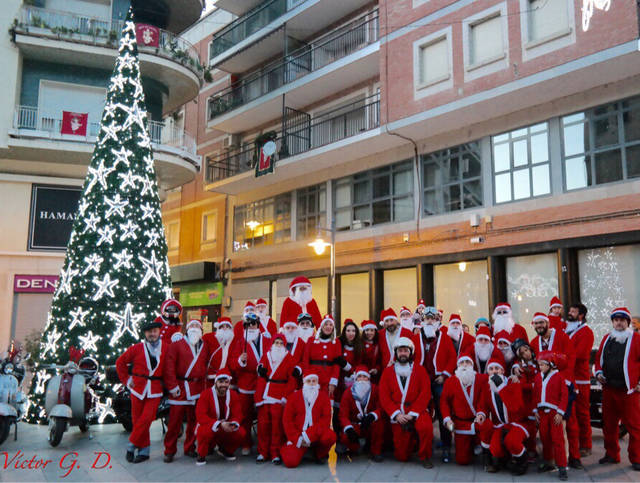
[28,185,82,251]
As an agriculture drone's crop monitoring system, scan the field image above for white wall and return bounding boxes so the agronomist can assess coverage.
[39,81,106,127]
[45,0,111,19]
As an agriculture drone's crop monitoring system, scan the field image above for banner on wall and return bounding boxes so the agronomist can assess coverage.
[135,23,160,47]
[13,274,59,293]
[28,185,82,251]
[61,111,88,136]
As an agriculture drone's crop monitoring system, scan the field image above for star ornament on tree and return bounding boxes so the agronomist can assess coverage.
[86,158,115,192]
[42,327,62,357]
[96,226,116,246]
[92,273,119,300]
[139,251,163,288]
[113,249,133,269]
[69,307,90,330]
[108,303,145,346]
[82,253,104,275]
[105,193,129,218]
[79,331,101,352]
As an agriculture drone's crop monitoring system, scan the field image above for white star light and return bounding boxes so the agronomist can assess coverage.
[79,330,100,352]
[83,212,100,233]
[77,199,89,217]
[132,80,144,99]
[86,159,115,193]
[139,176,154,196]
[92,273,118,300]
[113,249,133,270]
[96,226,116,246]
[122,102,147,131]
[58,266,79,295]
[138,131,152,149]
[111,73,127,91]
[69,307,90,330]
[34,370,52,394]
[103,103,117,119]
[119,53,136,71]
[139,251,163,288]
[119,220,139,241]
[105,193,128,218]
[140,202,155,220]
[100,122,119,144]
[82,253,104,275]
[42,327,62,357]
[95,397,116,424]
[118,171,137,190]
[145,229,161,247]
[108,303,145,345]
[112,147,132,168]
[119,31,135,51]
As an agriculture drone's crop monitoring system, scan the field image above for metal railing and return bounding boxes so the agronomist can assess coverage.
[208,12,379,120]
[14,105,197,157]
[15,6,204,77]
[206,93,380,182]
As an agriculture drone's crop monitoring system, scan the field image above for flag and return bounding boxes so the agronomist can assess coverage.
[255,140,276,177]
[135,23,159,47]
[61,111,88,136]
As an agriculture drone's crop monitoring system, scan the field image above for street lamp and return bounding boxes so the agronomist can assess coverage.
[308,219,336,320]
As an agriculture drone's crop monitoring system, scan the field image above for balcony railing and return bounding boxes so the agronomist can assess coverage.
[13,105,197,161]
[14,6,204,78]
[208,12,379,121]
[206,93,380,182]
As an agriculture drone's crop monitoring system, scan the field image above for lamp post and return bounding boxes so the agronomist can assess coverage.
[308,219,336,320]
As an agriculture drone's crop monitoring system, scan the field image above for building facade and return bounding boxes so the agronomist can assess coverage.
[0,0,205,348]
[167,0,640,344]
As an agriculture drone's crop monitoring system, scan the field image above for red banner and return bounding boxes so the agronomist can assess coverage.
[14,274,59,293]
[136,23,160,47]
[61,111,88,136]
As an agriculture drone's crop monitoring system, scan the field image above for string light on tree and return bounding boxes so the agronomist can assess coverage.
[108,303,145,345]
[69,307,90,330]
[79,331,101,352]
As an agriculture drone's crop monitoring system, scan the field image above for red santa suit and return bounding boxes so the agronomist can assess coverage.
[548,296,566,331]
[338,367,384,457]
[595,310,640,465]
[157,299,183,344]
[282,321,306,368]
[361,320,381,380]
[414,327,456,379]
[566,321,594,452]
[255,298,278,338]
[378,308,415,369]
[279,276,323,328]
[280,378,336,468]
[530,314,575,385]
[195,371,246,459]
[116,338,165,450]
[379,356,434,462]
[203,318,235,386]
[491,302,529,342]
[255,335,297,461]
[163,322,208,457]
[303,315,342,396]
[471,327,504,374]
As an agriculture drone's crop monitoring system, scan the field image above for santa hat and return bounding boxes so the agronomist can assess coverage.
[457,351,474,367]
[494,329,514,345]
[271,333,287,346]
[316,314,335,339]
[416,299,426,309]
[361,319,377,331]
[475,317,491,329]
[493,302,511,314]
[399,306,412,317]
[475,326,491,341]
[186,319,202,331]
[487,357,505,371]
[255,298,268,307]
[379,308,398,327]
[393,336,414,352]
[215,317,233,329]
[343,318,355,326]
[243,301,255,313]
[610,307,631,321]
[215,368,232,381]
[537,350,556,367]
[289,276,311,291]
[532,312,549,324]
[161,298,182,314]
[449,314,462,325]
[549,296,562,310]
[282,320,298,329]
[353,365,370,379]
[438,309,444,315]
[303,372,319,383]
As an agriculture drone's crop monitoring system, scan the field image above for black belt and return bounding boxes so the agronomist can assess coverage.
[178,376,202,382]
[131,372,162,381]
[310,360,335,366]
[266,378,288,384]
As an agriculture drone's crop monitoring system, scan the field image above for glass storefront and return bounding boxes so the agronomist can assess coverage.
[340,272,369,324]
[383,267,417,312]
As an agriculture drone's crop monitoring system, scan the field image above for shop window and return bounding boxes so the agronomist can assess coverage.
[340,272,369,323]
[383,268,417,311]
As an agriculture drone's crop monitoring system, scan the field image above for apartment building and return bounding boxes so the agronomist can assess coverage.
[167,0,640,344]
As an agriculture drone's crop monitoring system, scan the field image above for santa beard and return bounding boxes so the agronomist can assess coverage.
[422,324,436,339]
[302,383,319,405]
[291,286,312,307]
[246,328,260,343]
[493,313,515,334]
[352,380,371,403]
[216,328,233,345]
[565,321,581,334]
[284,329,298,344]
[270,346,286,365]
[474,341,493,361]
[187,328,202,346]
[610,327,633,343]
[298,327,314,342]
[394,361,412,377]
[501,347,515,363]
[455,366,475,387]
[448,326,462,341]
[400,318,413,331]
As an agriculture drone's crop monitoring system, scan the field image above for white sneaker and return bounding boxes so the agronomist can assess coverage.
[196,457,206,466]
[216,448,237,461]
[241,447,251,456]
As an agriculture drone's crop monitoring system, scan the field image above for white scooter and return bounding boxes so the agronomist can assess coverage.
[0,345,27,445]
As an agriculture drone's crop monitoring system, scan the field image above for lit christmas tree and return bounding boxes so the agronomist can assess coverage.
[27,10,172,423]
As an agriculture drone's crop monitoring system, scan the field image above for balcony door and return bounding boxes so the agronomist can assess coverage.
[38,80,106,135]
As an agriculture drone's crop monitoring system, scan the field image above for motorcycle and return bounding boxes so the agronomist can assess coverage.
[43,348,101,447]
[0,344,27,445]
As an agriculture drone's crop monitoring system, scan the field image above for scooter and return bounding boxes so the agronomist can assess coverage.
[43,348,100,447]
[0,344,27,445]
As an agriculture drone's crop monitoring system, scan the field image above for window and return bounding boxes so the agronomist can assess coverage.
[434,260,489,328]
[418,37,449,86]
[469,14,503,66]
[383,268,417,310]
[297,183,326,240]
[202,212,217,243]
[167,222,180,249]
[233,194,291,251]
[422,142,483,215]
[334,160,414,231]
[528,0,569,42]
[562,96,640,190]
[492,122,551,203]
[340,272,370,323]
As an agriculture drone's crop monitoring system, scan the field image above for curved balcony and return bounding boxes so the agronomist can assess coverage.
[8,106,199,190]
[12,6,202,114]
[163,0,205,34]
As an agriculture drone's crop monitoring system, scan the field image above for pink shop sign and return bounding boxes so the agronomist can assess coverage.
[13,274,58,293]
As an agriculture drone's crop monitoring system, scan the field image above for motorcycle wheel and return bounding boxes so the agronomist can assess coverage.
[48,417,66,447]
[0,417,10,445]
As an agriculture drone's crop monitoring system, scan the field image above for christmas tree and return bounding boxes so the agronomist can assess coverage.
[27,10,173,423]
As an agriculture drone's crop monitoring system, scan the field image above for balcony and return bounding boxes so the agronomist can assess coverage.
[207,12,379,133]
[209,0,373,73]
[12,6,202,113]
[205,94,388,194]
[7,106,199,190]
[214,0,264,17]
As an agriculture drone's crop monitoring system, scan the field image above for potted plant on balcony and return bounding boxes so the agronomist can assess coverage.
[107,29,118,47]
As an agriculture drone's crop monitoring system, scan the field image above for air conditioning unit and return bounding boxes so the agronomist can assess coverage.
[223,134,240,150]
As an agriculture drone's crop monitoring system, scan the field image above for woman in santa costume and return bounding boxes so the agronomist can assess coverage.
[280,277,323,329]
[255,334,298,464]
[280,372,336,468]
[302,315,342,400]
[255,298,277,338]
[194,369,245,465]
[595,307,640,471]
[335,319,362,419]
[378,308,414,369]
[379,337,434,468]
[447,314,475,359]
[202,317,235,387]
[116,318,166,463]
[157,298,183,344]
[440,352,488,465]
[163,319,209,462]
[360,319,381,381]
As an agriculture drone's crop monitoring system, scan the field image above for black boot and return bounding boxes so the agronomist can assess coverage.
[512,453,528,476]
[126,450,134,463]
[482,449,492,471]
[487,456,500,473]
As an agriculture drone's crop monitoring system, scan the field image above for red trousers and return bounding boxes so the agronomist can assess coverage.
[196,425,246,458]
[129,396,161,449]
[602,387,640,464]
[565,404,581,460]
[484,424,527,458]
[451,427,481,465]
[164,403,197,456]
[339,420,384,456]
[236,392,255,448]
[539,410,567,467]
[257,404,285,459]
[390,414,433,462]
[281,427,336,468]
[523,418,537,454]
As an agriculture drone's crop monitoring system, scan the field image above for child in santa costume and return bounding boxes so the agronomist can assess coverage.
[338,365,384,461]
[203,317,235,387]
[378,308,414,368]
[280,277,323,329]
[534,351,569,480]
[440,352,488,465]
[302,315,342,400]
[494,330,518,373]
[492,302,529,342]
[510,338,539,461]
[255,334,298,464]
[194,369,245,465]
[471,326,504,374]
[255,298,277,338]
[116,319,166,463]
[163,319,209,462]
[360,319,381,381]
[447,314,475,359]
[157,298,183,344]
[548,296,566,331]
[280,372,336,468]
[379,337,434,468]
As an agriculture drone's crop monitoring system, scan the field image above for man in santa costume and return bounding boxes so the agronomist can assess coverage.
[203,317,235,386]
[447,314,475,358]
[233,301,257,338]
[281,318,306,371]
[255,298,277,338]
[379,337,434,467]
[280,372,336,468]
[255,334,297,464]
[534,350,569,480]
[595,307,640,471]
[280,277,323,329]
[548,296,566,331]
[116,319,165,463]
[494,330,517,373]
[194,369,245,465]
[472,326,503,374]
[398,306,414,332]
[157,298,183,343]
[440,353,488,465]
[230,312,270,454]
[378,308,413,369]
[163,319,208,462]
[565,303,594,458]
[338,365,384,461]
[414,306,456,462]
[296,312,316,343]
[303,314,342,399]
[492,303,529,342]
[361,319,381,380]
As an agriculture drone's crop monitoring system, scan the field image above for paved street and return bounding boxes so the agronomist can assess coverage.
[0,422,637,482]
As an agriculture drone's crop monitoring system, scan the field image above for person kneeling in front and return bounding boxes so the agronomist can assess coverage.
[280,372,336,468]
[194,369,245,465]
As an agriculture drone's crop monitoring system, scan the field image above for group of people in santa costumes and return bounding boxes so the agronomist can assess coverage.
[115,282,640,476]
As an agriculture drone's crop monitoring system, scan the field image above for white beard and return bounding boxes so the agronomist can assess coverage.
[216,328,233,346]
[610,327,632,343]
[352,380,371,403]
[257,311,269,325]
[422,324,436,339]
[565,321,581,334]
[400,318,413,331]
[299,327,314,342]
[246,328,260,343]
[493,314,515,334]
[394,361,412,377]
[501,347,515,363]
[455,366,475,387]
[448,326,462,341]
[302,384,319,405]
[474,342,493,361]
[187,328,202,346]
[291,287,312,307]
[284,330,298,344]
[270,346,286,365]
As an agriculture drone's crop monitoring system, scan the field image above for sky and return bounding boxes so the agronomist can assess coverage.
[203,0,217,15]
